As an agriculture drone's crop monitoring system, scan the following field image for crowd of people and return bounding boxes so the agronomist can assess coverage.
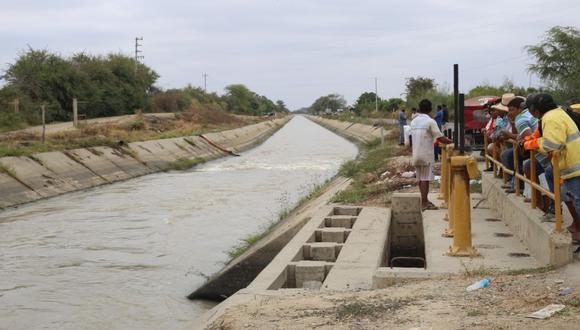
[398,93,580,238]
[483,93,580,239]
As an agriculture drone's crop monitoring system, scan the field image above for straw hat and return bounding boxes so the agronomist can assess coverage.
[491,93,516,112]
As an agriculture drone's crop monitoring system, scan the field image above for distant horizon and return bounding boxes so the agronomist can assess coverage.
[1,0,578,110]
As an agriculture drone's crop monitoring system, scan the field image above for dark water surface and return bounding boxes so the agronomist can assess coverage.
[0,116,357,329]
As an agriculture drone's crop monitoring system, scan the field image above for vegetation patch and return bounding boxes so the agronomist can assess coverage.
[167,157,205,171]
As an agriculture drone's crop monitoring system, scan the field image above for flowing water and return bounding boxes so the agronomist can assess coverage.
[0,116,357,329]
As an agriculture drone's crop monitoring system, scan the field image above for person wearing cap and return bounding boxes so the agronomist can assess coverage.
[524,93,580,236]
[492,93,518,191]
[409,99,452,211]
[502,96,550,209]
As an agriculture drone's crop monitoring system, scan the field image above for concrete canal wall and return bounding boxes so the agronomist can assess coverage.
[0,117,291,209]
[305,115,385,143]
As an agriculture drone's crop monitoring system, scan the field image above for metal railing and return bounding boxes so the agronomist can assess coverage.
[483,135,563,231]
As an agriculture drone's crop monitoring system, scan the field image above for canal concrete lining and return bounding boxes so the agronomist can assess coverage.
[305,115,385,143]
[0,117,290,209]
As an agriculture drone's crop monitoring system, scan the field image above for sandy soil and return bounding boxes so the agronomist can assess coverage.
[207,270,580,330]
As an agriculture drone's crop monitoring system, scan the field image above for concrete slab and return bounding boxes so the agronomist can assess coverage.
[317,228,349,243]
[94,146,152,176]
[33,151,107,189]
[65,148,131,182]
[0,156,72,197]
[305,243,339,261]
[0,172,42,208]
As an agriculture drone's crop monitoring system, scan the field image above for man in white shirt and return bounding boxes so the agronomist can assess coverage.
[410,99,452,211]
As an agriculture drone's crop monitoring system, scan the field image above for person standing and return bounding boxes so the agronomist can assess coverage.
[434,105,444,161]
[398,108,407,145]
[410,99,452,211]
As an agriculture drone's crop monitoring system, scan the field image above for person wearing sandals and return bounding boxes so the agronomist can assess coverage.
[410,99,452,211]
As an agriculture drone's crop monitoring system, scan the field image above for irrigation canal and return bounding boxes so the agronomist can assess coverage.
[0,116,358,329]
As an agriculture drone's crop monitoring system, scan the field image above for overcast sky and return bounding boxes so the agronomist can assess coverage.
[0,0,578,109]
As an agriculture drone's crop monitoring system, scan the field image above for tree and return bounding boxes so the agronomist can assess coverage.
[352,92,380,115]
[381,98,405,112]
[309,94,347,114]
[405,76,436,101]
[276,100,289,112]
[526,26,580,103]
[224,84,254,114]
[1,48,159,121]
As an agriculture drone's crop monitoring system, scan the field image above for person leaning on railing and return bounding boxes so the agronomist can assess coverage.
[502,95,550,210]
[523,94,580,237]
[492,93,519,192]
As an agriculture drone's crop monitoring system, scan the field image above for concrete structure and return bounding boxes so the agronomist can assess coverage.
[482,172,572,266]
[188,177,352,300]
[0,117,290,209]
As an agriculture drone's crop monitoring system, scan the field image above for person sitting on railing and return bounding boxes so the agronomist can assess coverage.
[524,94,580,237]
[502,96,551,210]
[491,93,518,192]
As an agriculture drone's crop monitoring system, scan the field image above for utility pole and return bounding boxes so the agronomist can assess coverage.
[134,37,144,76]
[41,104,46,143]
[375,77,384,145]
[73,98,78,128]
[202,73,208,92]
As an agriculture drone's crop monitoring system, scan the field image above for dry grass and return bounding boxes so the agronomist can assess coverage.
[0,108,263,157]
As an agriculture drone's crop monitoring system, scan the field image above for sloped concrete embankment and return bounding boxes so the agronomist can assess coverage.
[305,115,384,143]
[0,117,290,209]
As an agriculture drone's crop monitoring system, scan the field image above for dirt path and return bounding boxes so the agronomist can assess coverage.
[208,269,580,330]
[0,113,176,137]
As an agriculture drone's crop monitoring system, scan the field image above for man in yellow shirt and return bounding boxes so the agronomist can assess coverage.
[526,94,580,235]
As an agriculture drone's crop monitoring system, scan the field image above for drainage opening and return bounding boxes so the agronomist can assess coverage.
[485,218,502,222]
[494,233,513,238]
[385,212,426,269]
[508,252,530,258]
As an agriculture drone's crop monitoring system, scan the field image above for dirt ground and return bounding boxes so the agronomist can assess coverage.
[207,270,580,330]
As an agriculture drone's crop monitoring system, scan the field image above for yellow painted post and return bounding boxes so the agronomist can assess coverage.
[553,151,562,232]
[447,156,480,257]
[442,145,454,236]
[513,143,520,196]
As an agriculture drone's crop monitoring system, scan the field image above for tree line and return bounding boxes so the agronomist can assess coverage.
[0,48,288,131]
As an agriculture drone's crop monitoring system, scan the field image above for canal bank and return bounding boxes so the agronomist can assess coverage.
[0,116,291,209]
